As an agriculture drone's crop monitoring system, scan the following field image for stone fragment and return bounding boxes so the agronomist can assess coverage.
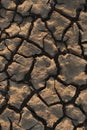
[14,14,23,25]
[0,73,7,82]
[19,18,32,37]
[31,56,57,89]
[5,38,21,52]
[30,0,51,18]
[43,34,58,57]
[40,78,60,105]
[0,17,10,30]
[0,41,11,60]
[0,93,6,109]
[17,0,33,16]
[76,89,87,113]
[19,107,44,130]
[28,94,63,127]
[0,10,13,30]
[1,0,16,9]
[76,127,86,130]
[56,41,67,53]
[6,23,20,37]
[56,0,85,16]
[47,11,69,40]
[0,120,10,130]
[18,40,41,57]
[18,0,51,18]
[65,105,86,126]
[55,118,74,130]
[0,80,7,92]
[82,44,87,56]
[12,124,25,130]
[79,12,87,41]
[55,80,76,102]
[29,19,47,47]
[58,54,87,85]
[8,81,31,109]
[0,56,8,72]
[32,124,44,130]
[0,108,19,129]
[7,55,33,81]
[66,27,82,56]
[0,108,19,122]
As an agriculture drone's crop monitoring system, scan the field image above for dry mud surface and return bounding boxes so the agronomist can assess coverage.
[0,0,87,130]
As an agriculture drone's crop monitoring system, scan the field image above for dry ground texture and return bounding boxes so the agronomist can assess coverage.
[0,0,87,129]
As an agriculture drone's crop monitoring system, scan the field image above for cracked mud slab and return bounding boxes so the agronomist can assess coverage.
[0,0,87,130]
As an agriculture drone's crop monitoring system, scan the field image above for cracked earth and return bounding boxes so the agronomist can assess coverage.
[0,0,87,130]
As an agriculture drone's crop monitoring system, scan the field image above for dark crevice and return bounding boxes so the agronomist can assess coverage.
[0,79,10,114]
[13,0,25,5]
[78,31,85,57]
[66,87,81,104]
[44,21,57,47]
[61,21,73,41]
[76,22,83,32]
[56,77,68,86]
[80,83,87,91]
[4,39,24,72]
[26,124,37,130]
[85,64,87,74]
[54,8,73,21]
[26,105,47,127]
[74,103,86,116]
[23,58,36,84]
[11,4,18,23]
[55,6,83,41]
[0,0,87,129]
[53,116,64,129]
[8,118,13,130]
[7,104,20,113]
[0,124,2,130]
[27,19,35,39]
[54,51,61,76]
[20,91,35,111]
[37,94,49,107]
